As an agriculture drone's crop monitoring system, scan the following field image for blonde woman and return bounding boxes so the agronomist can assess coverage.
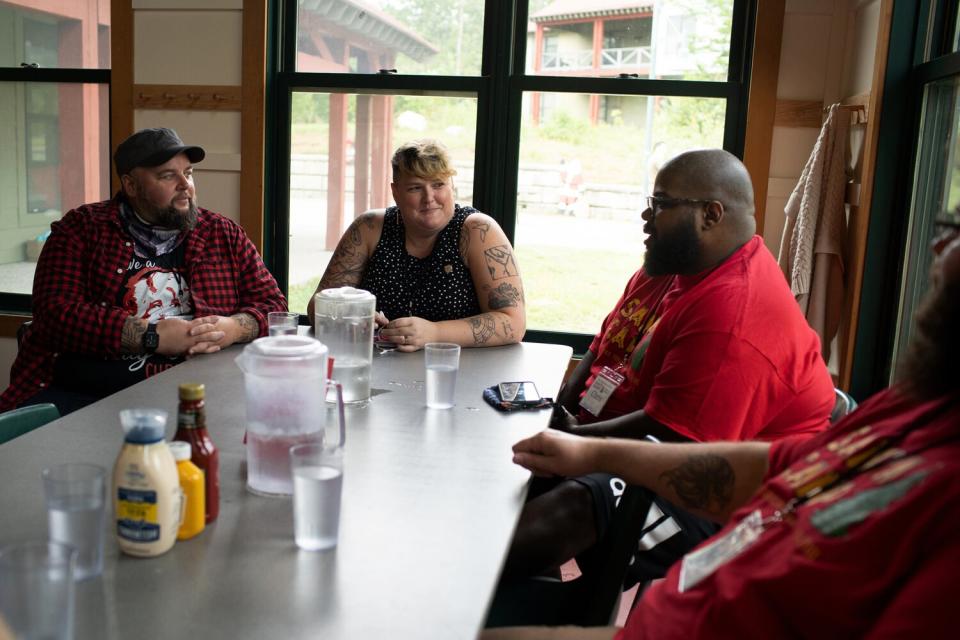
[308,139,525,351]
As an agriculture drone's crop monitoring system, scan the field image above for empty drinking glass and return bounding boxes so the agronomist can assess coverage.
[0,541,77,640]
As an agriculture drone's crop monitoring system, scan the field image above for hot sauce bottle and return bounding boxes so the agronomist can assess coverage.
[173,383,220,522]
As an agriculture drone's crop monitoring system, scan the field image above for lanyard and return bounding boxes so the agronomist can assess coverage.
[762,398,960,529]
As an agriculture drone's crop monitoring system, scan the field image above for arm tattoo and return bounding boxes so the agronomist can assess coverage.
[484,244,519,280]
[469,220,490,241]
[659,455,735,516]
[121,316,146,354]
[501,319,515,341]
[467,314,497,344]
[318,218,370,289]
[462,220,491,259]
[488,282,521,309]
[231,313,260,342]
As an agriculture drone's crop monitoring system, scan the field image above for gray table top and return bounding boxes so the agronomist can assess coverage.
[0,341,571,640]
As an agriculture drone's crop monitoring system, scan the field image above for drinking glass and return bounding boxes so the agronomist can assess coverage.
[290,443,344,551]
[424,343,461,409]
[0,541,77,640]
[268,311,299,336]
[42,463,107,581]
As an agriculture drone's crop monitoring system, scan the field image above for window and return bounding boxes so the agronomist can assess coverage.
[271,0,753,351]
[890,9,960,381]
[0,1,110,302]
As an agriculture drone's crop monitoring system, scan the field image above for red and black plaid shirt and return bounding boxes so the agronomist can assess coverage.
[1,194,287,411]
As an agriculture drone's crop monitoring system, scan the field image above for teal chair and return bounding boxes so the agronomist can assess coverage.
[0,403,60,445]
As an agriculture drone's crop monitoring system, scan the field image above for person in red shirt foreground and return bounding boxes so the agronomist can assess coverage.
[486,213,960,639]
[491,150,834,623]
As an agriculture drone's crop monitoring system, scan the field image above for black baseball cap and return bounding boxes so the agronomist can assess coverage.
[114,127,205,177]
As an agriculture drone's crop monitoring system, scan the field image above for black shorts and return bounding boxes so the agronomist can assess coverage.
[572,472,721,587]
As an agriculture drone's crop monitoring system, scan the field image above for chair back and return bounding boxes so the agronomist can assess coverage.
[0,403,60,445]
[830,388,858,424]
[570,482,654,625]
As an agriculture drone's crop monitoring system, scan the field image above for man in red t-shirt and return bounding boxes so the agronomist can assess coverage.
[485,208,960,639]
[491,150,834,622]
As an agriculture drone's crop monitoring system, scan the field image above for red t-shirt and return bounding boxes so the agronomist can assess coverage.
[583,236,834,442]
[618,388,960,639]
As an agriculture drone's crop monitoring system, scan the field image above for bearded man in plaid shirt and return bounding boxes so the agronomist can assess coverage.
[1,128,287,415]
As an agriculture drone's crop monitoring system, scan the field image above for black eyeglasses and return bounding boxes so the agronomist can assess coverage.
[646,196,714,214]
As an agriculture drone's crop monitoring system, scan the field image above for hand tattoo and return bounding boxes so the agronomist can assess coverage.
[231,313,260,342]
[659,455,735,517]
[488,282,522,310]
[467,314,496,344]
[121,316,146,354]
[484,245,519,280]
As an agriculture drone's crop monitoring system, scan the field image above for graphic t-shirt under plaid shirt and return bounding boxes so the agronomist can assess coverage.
[0,193,287,411]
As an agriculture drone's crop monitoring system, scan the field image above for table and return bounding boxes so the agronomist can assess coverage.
[0,341,571,639]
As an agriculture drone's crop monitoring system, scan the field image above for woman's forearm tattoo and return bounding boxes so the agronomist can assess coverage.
[467,314,496,344]
[659,455,735,516]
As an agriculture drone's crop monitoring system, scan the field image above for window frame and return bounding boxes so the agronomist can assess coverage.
[0,65,110,314]
[267,0,757,353]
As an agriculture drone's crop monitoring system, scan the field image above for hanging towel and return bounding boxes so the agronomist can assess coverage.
[778,103,850,363]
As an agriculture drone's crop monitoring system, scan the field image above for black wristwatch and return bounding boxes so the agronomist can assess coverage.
[142,323,159,354]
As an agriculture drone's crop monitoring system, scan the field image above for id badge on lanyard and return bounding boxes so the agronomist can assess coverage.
[579,366,625,417]
[678,509,765,592]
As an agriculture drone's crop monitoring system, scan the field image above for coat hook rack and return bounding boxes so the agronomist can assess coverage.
[133,84,241,111]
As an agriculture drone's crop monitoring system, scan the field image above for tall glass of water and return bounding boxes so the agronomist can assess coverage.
[424,343,460,409]
[42,463,107,581]
[314,287,376,405]
[290,443,344,551]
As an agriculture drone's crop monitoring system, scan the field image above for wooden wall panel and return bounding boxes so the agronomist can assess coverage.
[240,0,267,251]
[742,0,786,236]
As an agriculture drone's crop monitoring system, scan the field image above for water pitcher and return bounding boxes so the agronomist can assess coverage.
[235,335,345,496]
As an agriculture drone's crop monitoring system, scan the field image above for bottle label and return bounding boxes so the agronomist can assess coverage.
[116,487,161,542]
[178,412,197,428]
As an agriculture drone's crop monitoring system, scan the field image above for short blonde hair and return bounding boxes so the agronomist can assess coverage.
[391,139,457,182]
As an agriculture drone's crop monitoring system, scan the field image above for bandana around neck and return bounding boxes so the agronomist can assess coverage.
[119,201,185,258]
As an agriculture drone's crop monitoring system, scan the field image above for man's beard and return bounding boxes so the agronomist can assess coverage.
[138,198,198,232]
[896,278,960,401]
[643,214,702,276]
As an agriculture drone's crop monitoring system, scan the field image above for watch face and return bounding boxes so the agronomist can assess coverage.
[143,326,159,352]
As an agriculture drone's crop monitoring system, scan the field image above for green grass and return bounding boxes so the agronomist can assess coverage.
[286,243,640,335]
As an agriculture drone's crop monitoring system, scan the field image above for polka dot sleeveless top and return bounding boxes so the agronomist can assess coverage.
[360,205,482,322]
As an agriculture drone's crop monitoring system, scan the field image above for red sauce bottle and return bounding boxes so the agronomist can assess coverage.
[174,383,219,523]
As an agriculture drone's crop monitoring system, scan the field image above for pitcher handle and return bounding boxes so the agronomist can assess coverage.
[325,379,346,448]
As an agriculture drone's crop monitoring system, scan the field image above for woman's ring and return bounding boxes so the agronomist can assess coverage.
[400,335,405,343]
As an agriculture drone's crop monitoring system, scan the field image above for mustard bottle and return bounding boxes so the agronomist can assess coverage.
[113,409,183,557]
[169,441,205,540]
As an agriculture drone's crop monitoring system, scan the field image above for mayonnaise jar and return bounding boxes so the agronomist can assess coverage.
[113,409,183,557]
